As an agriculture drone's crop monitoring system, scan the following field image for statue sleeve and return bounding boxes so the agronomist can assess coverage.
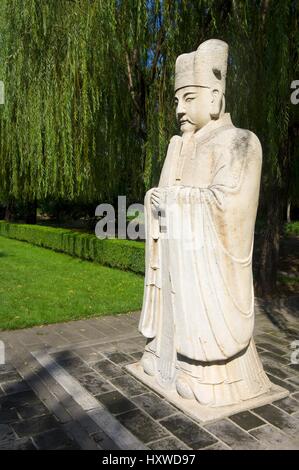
[153,131,263,360]
[191,131,262,210]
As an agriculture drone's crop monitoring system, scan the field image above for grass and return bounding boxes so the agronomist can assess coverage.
[0,236,144,330]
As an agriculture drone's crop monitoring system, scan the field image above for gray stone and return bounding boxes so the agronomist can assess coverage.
[257,343,288,356]
[273,397,299,414]
[202,441,231,450]
[92,359,124,379]
[73,347,104,363]
[160,414,217,449]
[77,372,114,396]
[0,408,19,424]
[0,437,36,450]
[90,431,119,450]
[2,380,30,395]
[266,374,297,393]
[132,393,177,420]
[0,370,21,383]
[0,390,39,410]
[229,410,265,431]
[250,424,299,449]
[149,437,190,450]
[17,402,49,420]
[0,424,16,443]
[253,404,299,436]
[96,390,137,415]
[205,419,262,450]
[11,415,59,438]
[33,428,76,450]
[104,352,134,365]
[59,357,91,377]
[111,375,148,397]
[117,409,168,444]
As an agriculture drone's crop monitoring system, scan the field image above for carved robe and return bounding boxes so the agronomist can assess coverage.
[139,114,271,406]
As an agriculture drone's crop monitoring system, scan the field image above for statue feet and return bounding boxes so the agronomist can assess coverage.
[175,374,194,400]
[176,372,213,405]
[141,351,156,376]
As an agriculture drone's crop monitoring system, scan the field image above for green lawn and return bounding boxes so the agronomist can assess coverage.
[0,236,144,330]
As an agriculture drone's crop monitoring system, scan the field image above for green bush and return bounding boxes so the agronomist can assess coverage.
[285,221,299,236]
[0,221,145,274]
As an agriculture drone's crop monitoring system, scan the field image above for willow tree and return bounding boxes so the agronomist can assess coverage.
[224,0,299,296]
[0,0,150,206]
[0,0,229,206]
[0,0,298,294]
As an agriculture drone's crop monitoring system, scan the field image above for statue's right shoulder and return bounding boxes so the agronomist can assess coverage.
[165,135,182,157]
[169,134,182,145]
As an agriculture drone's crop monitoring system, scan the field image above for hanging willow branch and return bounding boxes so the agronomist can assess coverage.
[0,0,297,213]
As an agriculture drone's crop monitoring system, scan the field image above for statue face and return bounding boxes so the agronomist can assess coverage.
[175,86,215,134]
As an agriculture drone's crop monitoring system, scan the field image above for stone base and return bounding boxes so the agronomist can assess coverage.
[126,362,289,424]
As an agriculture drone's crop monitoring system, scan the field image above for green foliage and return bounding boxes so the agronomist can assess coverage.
[0,221,145,274]
[0,1,297,206]
[0,235,143,330]
[224,1,298,212]
[285,221,299,236]
[0,0,151,202]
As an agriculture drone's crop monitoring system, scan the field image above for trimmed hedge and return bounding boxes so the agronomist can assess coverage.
[0,221,145,274]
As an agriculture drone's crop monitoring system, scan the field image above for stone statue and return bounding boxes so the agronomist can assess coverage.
[127,39,288,421]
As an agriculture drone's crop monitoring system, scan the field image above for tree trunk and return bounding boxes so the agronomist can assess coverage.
[255,193,282,298]
[25,200,37,224]
[286,199,291,223]
[4,199,15,222]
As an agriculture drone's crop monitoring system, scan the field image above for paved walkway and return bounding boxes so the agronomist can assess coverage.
[0,305,299,450]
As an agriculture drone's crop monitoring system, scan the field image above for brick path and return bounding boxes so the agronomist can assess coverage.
[0,305,299,450]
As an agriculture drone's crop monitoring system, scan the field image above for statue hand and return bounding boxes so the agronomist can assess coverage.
[151,188,164,212]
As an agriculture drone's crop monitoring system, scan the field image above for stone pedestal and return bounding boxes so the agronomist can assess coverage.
[126,362,289,424]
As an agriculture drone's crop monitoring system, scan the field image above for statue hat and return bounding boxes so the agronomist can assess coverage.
[175,39,228,93]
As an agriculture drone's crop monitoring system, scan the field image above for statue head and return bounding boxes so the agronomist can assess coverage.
[174,39,228,134]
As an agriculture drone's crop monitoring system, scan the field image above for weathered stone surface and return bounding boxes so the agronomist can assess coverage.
[250,424,299,450]
[149,437,190,450]
[11,415,59,438]
[77,372,114,396]
[1,308,297,450]
[33,429,76,450]
[160,414,217,449]
[92,359,124,379]
[117,409,169,444]
[134,38,288,417]
[229,411,265,431]
[132,393,176,420]
[252,404,299,436]
[205,419,262,450]
[111,375,148,397]
[96,390,136,415]
[273,397,299,414]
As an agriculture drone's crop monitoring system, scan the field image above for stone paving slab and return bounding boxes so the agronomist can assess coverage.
[0,310,298,450]
[0,370,79,450]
